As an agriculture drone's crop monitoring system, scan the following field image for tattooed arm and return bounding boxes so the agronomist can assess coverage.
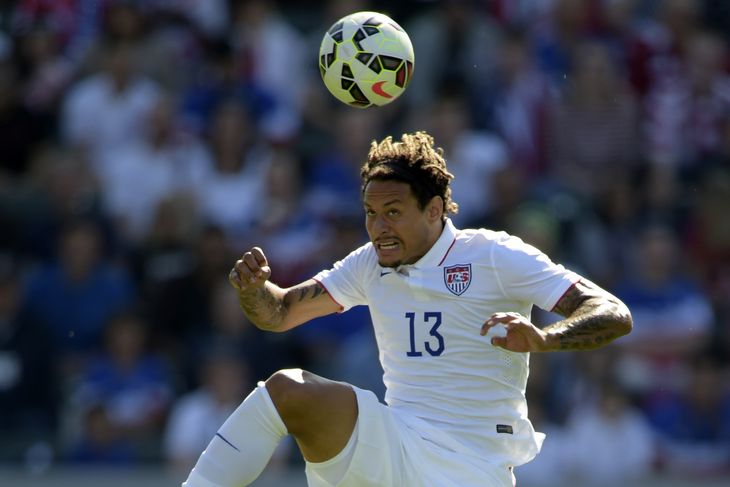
[229,247,341,332]
[542,279,632,351]
[483,279,632,353]
[235,279,341,332]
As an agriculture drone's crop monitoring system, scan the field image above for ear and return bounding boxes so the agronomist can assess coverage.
[427,195,444,222]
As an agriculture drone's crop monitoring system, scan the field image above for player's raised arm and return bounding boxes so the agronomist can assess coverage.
[229,247,341,332]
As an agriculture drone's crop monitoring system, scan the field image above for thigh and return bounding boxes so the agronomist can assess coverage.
[305,387,513,487]
[305,387,411,487]
[265,369,357,463]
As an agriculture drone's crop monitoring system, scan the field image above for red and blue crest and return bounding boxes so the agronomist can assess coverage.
[444,264,471,295]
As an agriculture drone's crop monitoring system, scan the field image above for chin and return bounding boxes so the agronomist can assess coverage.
[378,259,401,268]
[376,252,402,268]
[375,247,407,268]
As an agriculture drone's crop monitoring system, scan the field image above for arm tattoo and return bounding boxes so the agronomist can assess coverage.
[237,284,288,331]
[542,280,632,351]
[237,281,327,332]
[295,284,326,302]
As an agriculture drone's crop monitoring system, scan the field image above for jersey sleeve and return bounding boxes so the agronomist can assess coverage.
[312,243,374,311]
[489,233,580,311]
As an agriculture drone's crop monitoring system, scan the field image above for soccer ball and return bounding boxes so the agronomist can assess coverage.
[318,11,414,108]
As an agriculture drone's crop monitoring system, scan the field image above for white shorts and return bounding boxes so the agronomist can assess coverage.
[305,387,515,487]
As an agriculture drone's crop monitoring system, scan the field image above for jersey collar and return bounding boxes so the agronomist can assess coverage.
[411,218,458,268]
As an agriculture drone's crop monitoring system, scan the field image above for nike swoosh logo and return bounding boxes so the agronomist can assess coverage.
[372,81,393,99]
[380,271,392,277]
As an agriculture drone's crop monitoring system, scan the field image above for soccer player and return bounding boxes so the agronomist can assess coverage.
[183,131,632,487]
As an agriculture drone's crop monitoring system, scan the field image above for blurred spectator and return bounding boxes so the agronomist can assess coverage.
[16,24,75,116]
[144,224,234,347]
[9,145,103,260]
[0,60,51,178]
[560,379,656,485]
[328,323,384,401]
[96,92,210,243]
[404,0,501,125]
[165,344,293,478]
[68,311,173,463]
[184,278,281,384]
[78,2,203,93]
[515,352,571,487]
[195,98,272,243]
[531,0,595,89]
[130,197,200,350]
[23,219,135,364]
[229,0,305,141]
[164,349,251,472]
[0,254,58,460]
[147,0,229,41]
[645,30,730,168]
[687,146,730,359]
[491,27,553,177]
[615,223,714,396]
[688,128,730,285]
[589,172,642,287]
[504,202,568,269]
[624,0,702,98]
[66,403,135,465]
[304,106,383,220]
[258,148,330,286]
[408,90,509,227]
[288,215,373,379]
[181,39,276,136]
[645,355,730,476]
[61,40,161,165]
[11,0,107,62]
[481,162,529,232]
[547,41,639,199]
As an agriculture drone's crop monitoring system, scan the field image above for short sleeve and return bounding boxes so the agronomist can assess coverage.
[313,243,375,311]
[489,234,580,311]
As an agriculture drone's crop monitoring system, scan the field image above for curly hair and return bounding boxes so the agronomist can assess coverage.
[360,131,459,216]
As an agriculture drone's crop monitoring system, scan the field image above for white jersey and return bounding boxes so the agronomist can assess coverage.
[313,219,579,467]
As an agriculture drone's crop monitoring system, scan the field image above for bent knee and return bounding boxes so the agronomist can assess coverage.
[264,369,354,437]
[265,369,317,415]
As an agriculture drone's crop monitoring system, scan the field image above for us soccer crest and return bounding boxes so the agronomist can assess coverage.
[444,264,471,295]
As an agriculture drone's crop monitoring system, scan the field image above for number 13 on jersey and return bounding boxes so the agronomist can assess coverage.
[405,311,445,357]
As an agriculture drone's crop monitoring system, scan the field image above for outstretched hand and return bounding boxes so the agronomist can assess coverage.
[480,312,555,353]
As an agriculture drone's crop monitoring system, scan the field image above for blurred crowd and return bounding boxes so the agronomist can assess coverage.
[0,0,729,484]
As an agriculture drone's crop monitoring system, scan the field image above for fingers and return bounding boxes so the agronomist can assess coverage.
[480,312,526,336]
[251,247,268,267]
[490,335,508,348]
[229,247,272,290]
[228,267,242,290]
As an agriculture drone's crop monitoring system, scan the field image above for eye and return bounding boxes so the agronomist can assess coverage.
[365,209,376,216]
[387,209,400,216]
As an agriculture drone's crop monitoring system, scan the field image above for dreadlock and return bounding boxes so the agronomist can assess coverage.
[360,131,459,216]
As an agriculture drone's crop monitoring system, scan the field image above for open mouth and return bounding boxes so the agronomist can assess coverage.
[377,241,399,250]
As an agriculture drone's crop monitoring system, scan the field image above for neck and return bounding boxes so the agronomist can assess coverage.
[410,219,446,264]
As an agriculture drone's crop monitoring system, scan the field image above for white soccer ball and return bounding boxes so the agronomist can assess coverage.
[318,11,415,108]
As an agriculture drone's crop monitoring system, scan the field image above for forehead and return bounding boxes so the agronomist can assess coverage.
[363,179,415,206]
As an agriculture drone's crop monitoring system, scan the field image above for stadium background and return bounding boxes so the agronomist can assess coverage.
[1,0,729,486]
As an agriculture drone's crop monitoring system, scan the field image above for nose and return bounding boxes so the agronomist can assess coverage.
[371,214,390,235]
